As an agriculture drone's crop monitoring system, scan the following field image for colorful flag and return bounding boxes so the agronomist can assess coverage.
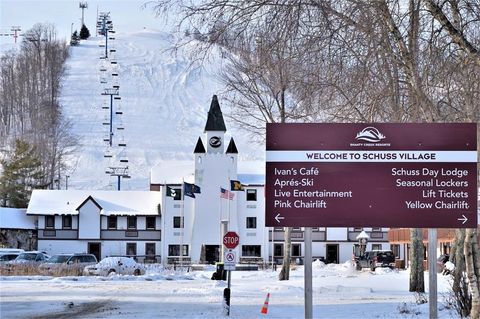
[184,182,201,198]
[230,180,244,191]
[220,187,234,200]
[166,186,177,198]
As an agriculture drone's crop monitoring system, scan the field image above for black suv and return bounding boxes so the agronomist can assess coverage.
[355,250,396,271]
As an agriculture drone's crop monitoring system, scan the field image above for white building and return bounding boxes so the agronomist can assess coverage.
[25,95,391,264]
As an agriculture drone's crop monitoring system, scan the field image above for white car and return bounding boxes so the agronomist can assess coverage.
[83,257,145,276]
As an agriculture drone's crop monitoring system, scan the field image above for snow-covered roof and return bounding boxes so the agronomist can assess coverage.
[27,190,162,216]
[0,207,37,230]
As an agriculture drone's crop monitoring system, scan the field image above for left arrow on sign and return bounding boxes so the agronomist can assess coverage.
[275,213,285,223]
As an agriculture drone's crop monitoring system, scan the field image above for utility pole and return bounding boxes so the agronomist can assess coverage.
[79,2,88,26]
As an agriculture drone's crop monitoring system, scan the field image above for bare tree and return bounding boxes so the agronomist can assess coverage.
[0,23,76,192]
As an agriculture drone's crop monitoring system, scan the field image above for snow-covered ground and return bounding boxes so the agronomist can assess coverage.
[0,262,457,319]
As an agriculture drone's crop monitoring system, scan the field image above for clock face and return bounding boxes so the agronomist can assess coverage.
[209,136,222,148]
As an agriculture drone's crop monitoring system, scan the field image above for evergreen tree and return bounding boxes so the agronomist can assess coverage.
[0,140,45,208]
[70,30,80,46]
[79,24,90,40]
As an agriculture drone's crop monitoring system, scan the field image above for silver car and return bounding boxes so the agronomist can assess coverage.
[83,256,145,276]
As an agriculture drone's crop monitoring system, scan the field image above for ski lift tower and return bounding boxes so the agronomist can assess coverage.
[79,2,88,26]
[101,87,119,146]
[106,166,130,190]
[97,12,112,58]
[0,26,22,43]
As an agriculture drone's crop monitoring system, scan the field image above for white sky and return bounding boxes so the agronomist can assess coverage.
[0,0,167,44]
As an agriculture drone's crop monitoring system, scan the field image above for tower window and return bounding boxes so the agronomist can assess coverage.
[246,189,257,201]
[246,217,257,229]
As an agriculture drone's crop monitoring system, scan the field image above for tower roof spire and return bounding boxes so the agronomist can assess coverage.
[193,137,206,153]
[226,137,238,154]
[204,95,227,132]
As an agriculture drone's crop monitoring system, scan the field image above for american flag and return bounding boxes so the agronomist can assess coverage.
[220,187,234,200]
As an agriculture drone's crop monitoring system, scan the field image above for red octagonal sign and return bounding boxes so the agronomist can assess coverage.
[223,231,240,249]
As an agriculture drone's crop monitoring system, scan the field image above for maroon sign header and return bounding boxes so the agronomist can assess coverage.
[265,123,477,228]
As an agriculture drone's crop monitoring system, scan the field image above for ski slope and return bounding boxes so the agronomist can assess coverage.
[60,29,264,190]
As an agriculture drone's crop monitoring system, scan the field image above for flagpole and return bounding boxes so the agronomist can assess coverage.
[162,181,166,266]
[227,172,230,230]
[180,179,184,270]
[219,187,223,262]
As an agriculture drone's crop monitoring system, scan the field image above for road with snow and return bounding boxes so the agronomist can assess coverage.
[0,262,457,319]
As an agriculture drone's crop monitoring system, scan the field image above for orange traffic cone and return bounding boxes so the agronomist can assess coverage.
[261,293,270,314]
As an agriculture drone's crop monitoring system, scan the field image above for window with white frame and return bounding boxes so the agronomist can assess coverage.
[173,216,184,228]
[107,216,117,229]
[146,216,156,230]
[242,245,261,257]
[292,244,301,257]
[62,215,72,229]
[127,216,137,229]
[126,243,137,256]
[246,189,257,201]
[168,244,188,256]
[246,217,257,229]
[45,216,55,229]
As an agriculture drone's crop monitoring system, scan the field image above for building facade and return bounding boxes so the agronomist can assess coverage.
[22,96,393,264]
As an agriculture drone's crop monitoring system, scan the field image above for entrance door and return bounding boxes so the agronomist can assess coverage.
[205,245,220,264]
[326,244,339,264]
[88,242,101,261]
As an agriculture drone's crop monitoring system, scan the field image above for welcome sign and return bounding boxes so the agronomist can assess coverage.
[265,123,477,228]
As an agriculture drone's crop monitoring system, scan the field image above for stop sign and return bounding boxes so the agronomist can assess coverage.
[223,231,240,249]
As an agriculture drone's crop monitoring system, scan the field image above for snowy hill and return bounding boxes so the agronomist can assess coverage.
[60,29,264,190]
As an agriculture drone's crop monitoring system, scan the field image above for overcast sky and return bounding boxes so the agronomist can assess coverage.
[0,0,168,44]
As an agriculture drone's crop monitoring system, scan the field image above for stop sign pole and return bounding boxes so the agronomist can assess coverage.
[223,231,239,316]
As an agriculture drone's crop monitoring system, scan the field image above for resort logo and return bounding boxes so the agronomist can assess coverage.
[355,127,386,142]
[350,126,390,147]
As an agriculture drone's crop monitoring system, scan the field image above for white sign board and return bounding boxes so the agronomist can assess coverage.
[224,249,236,271]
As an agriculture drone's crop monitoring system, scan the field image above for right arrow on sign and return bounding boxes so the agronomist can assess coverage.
[457,214,468,225]
[275,213,285,223]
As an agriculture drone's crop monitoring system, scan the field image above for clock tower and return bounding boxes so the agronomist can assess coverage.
[204,95,226,154]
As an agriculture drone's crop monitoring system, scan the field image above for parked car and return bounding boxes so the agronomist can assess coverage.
[5,251,50,272]
[83,257,145,276]
[9,251,50,264]
[39,253,97,275]
[355,250,396,271]
[0,253,21,263]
